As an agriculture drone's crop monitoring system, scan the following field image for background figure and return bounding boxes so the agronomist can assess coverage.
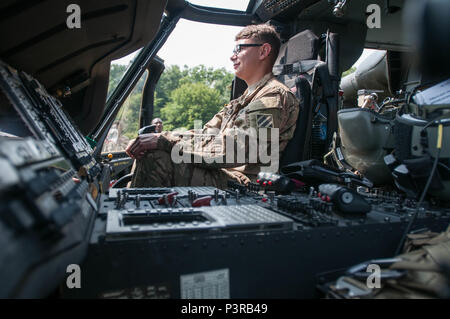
[103,121,119,152]
[151,118,163,133]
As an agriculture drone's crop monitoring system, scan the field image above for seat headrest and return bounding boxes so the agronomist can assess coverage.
[275,30,319,65]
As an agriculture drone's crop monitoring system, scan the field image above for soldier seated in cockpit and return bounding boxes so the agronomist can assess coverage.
[126,24,299,189]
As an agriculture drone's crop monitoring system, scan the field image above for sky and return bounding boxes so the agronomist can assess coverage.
[113,0,377,72]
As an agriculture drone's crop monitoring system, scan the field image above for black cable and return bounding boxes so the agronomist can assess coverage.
[421,113,450,131]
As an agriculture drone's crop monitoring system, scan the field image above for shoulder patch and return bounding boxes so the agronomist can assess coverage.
[256,114,274,128]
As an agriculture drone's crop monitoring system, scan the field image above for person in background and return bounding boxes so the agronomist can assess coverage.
[151,118,163,133]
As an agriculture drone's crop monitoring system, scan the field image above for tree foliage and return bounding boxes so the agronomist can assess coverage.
[154,64,233,129]
[161,82,224,131]
[107,62,234,143]
[108,70,148,140]
[107,64,127,98]
[120,93,142,139]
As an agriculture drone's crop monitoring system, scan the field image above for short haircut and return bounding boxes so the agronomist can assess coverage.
[235,24,281,65]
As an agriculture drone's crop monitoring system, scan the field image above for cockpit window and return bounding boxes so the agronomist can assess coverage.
[188,0,250,11]
[107,49,142,98]
[102,70,148,153]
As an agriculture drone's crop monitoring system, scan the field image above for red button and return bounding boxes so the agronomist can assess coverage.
[167,192,179,204]
[192,196,212,207]
[158,195,167,205]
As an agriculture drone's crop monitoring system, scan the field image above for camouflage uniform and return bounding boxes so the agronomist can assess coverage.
[326,225,450,299]
[130,73,299,188]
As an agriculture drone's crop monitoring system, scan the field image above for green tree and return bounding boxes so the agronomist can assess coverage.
[112,71,148,139]
[155,64,234,130]
[120,93,143,139]
[107,64,127,97]
[155,64,233,109]
[161,82,224,131]
[154,65,187,110]
[179,65,233,103]
[107,63,234,134]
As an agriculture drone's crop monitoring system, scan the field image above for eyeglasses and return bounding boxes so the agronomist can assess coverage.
[232,43,263,55]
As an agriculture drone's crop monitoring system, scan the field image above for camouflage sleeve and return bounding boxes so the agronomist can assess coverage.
[157,131,182,152]
[186,89,298,170]
[203,105,228,130]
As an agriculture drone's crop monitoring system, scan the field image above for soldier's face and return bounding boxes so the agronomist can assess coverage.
[230,39,262,81]
[151,119,163,133]
[154,122,162,133]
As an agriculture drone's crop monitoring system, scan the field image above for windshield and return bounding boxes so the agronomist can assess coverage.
[188,0,250,11]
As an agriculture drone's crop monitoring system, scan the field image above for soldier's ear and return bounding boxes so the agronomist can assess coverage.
[260,43,271,60]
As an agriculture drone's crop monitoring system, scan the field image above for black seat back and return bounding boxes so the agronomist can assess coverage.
[276,29,340,168]
[275,29,320,87]
[275,30,319,167]
[280,76,312,166]
[230,76,247,100]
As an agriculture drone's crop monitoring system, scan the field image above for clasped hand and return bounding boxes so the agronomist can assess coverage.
[125,133,160,159]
